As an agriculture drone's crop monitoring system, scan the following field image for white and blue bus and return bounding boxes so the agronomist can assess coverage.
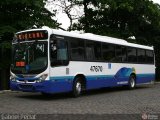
[10,27,155,97]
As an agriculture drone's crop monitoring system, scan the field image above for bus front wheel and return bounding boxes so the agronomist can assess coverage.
[128,75,136,89]
[72,77,82,97]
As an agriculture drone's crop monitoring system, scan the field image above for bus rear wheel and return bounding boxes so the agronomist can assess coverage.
[72,77,82,97]
[128,75,136,89]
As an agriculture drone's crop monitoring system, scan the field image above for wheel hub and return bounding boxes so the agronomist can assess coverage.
[76,82,81,94]
[130,78,135,88]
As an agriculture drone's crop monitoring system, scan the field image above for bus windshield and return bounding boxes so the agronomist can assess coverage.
[11,41,48,74]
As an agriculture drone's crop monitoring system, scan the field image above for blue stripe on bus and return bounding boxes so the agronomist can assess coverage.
[137,73,155,77]
[11,73,155,93]
[49,73,155,89]
[50,76,74,82]
[49,73,155,81]
[136,73,155,84]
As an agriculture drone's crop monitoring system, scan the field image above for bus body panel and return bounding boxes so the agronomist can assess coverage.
[49,61,155,91]
[10,61,155,93]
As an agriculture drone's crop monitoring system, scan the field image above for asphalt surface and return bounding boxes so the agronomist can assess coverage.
[0,83,160,119]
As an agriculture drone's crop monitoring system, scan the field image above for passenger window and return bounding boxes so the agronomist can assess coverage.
[137,49,145,63]
[86,41,101,61]
[127,47,137,63]
[114,46,127,62]
[146,50,154,64]
[70,38,85,60]
[115,46,122,62]
[102,43,115,61]
[50,35,68,66]
[121,46,127,62]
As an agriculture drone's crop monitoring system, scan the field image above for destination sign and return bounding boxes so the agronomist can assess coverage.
[15,30,48,41]
[16,61,25,67]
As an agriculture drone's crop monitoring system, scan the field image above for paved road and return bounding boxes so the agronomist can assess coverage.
[0,83,160,119]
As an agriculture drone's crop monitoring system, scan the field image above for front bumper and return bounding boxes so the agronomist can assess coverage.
[10,80,72,94]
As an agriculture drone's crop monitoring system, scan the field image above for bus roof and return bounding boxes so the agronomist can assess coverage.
[51,29,153,50]
[16,27,153,50]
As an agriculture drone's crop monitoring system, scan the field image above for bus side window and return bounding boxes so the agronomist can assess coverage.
[121,46,127,62]
[137,49,145,63]
[70,38,85,60]
[127,47,137,63]
[50,36,69,66]
[86,41,101,61]
[115,46,122,62]
[102,43,115,62]
[146,50,154,64]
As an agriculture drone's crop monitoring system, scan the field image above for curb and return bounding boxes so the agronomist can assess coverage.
[155,82,160,84]
[0,90,11,94]
[0,90,19,94]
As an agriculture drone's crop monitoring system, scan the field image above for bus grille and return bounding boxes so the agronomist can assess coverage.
[19,84,33,90]
[18,79,36,82]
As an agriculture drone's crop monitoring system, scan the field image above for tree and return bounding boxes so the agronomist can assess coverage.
[72,0,160,41]
[46,0,83,31]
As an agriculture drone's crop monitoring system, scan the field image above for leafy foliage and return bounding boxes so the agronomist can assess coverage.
[0,0,59,31]
[46,0,83,31]
[72,0,160,41]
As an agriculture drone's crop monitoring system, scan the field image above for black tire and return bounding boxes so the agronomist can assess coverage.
[41,92,52,97]
[72,77,82,97]
[128,75,136,89]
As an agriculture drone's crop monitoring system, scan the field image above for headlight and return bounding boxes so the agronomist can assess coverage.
[37,74,48,83]
[10,74,16,82]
